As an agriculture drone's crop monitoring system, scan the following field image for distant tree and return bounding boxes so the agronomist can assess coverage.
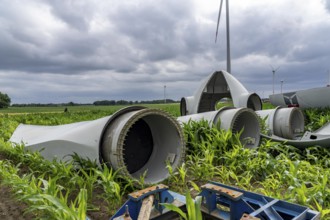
[0,92,11,108]
[93,100,116,105]
[116,100,128,105]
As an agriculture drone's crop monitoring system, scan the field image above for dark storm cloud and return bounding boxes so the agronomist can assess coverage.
[44,0,94,31]
[0,1,140,74]
[111,0,216,63]
[0,0,218,78]
[1,0,330,103]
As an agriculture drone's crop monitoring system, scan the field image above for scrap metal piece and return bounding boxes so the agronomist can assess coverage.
[256,107,305,139]
[180,70,262,116]
[9,106,186,184]
[262,122,330,149]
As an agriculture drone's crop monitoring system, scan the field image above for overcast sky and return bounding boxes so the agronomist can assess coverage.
[1,0,330,104]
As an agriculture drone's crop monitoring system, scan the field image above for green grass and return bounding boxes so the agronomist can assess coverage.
[0,103,180,115]
[216,101,275,110]
[262,102,275,109]
[1,101,273,115]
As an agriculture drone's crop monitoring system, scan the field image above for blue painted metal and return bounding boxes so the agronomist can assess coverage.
[111,184,185,220]
[111,182,320,220]
[199,181,320,220]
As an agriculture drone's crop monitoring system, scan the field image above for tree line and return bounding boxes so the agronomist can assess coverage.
[93,99,177,105]
[11,102,90,107]
[12,99,178,107]
[4,98,178,108]
[0,91,178,108]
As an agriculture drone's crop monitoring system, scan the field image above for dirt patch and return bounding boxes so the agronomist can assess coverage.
[0,155,33,219]
[0,185,35,220]
[0,153,34,219]
[87,187,112,220]
[0,152,7,161]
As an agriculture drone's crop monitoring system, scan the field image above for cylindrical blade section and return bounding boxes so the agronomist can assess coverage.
[256,107,304,139]
[101,107,185,184]
[215,108,261,148]
[178,107,261,148]
[10,106,185,184]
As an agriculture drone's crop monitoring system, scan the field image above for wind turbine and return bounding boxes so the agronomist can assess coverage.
[164,85,166,104]
[270,65,280,95]
[215,0,231,73]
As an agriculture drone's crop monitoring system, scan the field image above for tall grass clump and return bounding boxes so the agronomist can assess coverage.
[0,160,88,219]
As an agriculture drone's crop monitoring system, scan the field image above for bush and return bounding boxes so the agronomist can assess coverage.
[0,92,11,108]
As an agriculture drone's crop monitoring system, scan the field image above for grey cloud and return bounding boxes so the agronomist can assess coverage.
[231,11,302,59]
[45,0,93,31]
[0,0,217,77]
[111,0,213,62]
[0,1,138,74]
[287,26,330,62]
[0,0,329,104]
[323,0,330,11]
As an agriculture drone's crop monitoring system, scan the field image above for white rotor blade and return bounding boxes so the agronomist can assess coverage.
[215,0,223,43]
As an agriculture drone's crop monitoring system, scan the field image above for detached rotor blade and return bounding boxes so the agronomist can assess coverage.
[215,0,223,43]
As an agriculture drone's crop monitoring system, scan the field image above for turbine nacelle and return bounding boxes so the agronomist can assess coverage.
[180,70,262,116]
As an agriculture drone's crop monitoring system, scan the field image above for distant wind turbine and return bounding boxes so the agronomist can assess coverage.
[215,0,231,73]
[270,65,280,95]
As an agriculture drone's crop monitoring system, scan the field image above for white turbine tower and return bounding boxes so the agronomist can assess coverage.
[215,0,231,73]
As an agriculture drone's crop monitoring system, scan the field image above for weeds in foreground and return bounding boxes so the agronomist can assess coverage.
[162,190,203,220]
[0,160,87,219]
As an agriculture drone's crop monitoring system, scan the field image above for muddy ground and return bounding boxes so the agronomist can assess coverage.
[0,185,35,220]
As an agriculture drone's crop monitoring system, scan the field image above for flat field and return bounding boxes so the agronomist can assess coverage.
[0,102,275,114]
[0,103,180,115]
[0,104,329,219]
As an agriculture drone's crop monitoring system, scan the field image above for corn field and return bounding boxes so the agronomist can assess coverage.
[0,106,330,219]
